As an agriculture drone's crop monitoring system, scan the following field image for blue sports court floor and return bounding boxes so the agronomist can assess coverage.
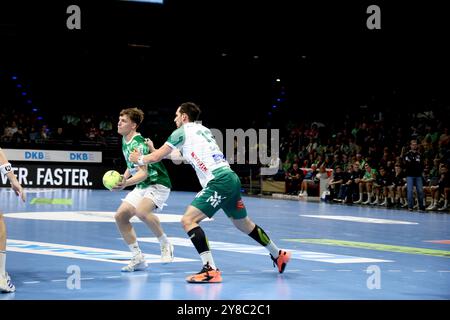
[1,188,449,300]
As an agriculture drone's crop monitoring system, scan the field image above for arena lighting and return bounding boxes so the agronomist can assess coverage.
[16,84,22,88]
[11,76,17,80]
[275,78,281,82]
[32,108,38,112]
[21,92,27,96]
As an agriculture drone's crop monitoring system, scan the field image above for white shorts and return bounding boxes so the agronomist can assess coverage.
[122,184,170,210]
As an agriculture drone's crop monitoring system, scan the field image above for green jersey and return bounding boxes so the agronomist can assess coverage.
[122,133,172,189]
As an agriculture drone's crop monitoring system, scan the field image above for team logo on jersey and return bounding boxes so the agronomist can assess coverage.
[212,154,225,162]
[236,199,245,210]
[206,191,226,208]
[196,188,208,198]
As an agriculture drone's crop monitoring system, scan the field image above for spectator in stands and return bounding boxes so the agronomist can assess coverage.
[426,163,449,211]
[1,121,17,143]
[341,153,350,171]
[39,125,49,141]
[341,163,361,203]
[99,116,113,135]
[52,127,66,141]
[329,165,345,201]
[28,126,39,143]
[372,166,392,206]
[355,162,377,204]
[439,127,449,148]
[403,139,426,211]
[11,128,26,144]
[299,164,317,197]
[316,165,331,199]
[285,162,304,195]
[265,155,284,181]
[390,163,407,208]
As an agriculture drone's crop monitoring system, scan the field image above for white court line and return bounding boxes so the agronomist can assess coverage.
[7,239,196,265]
[23,281,40,284]
[337,270,352,272]
[137,237,393,264]
[412,270,427,273]
[300,214,419,225]
[51,279,66,282]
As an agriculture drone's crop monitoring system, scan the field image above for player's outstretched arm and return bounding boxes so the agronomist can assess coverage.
[129,144,173,165]
[0,148,26,202]
[144,138,182,161]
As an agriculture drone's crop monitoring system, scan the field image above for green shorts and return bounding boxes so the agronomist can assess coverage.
[190,167,248,219]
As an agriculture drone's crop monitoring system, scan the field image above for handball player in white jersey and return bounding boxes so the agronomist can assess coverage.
[129,102,291,283]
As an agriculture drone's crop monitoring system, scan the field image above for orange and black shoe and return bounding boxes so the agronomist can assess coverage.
[186,263,222,283]
[270,250,291,274]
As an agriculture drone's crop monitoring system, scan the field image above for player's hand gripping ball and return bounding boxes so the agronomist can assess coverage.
[103,170,122,190]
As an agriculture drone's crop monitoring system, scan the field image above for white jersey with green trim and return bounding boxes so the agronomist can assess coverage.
[165,122,230,188]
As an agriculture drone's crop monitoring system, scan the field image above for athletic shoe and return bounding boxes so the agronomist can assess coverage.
[437,205,448,211]
[0,273,15,293]
[270,250,291,274]
[161,242,174,263]
[121,254,148,272]
[186,263,222,283]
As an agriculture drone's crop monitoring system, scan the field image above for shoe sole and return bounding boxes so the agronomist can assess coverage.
[121,263,148,272]
[278,252,292,274]
[186,277,222,283]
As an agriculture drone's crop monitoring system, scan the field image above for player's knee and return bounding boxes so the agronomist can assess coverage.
[114,210,130,223]
[135,210,148,220]
[180,215,193,230]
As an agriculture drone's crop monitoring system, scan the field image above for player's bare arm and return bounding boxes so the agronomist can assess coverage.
[0,148,26,202]
[129,144,173,165]
[145,138,182,161]
[112,166,148,190]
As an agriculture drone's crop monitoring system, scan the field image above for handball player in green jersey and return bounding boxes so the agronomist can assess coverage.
[113,108,174,272]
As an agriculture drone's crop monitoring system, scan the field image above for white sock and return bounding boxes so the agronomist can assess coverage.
[265,240,281,258]
[157,233,170,246]
[0,251,5,276]
[128,242,142,256]
[200,251,217,270]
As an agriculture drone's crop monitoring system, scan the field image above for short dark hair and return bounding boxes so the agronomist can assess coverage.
[120,107,144,128]
[179,102,201,122]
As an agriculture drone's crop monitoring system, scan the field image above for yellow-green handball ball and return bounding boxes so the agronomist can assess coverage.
[102,170,122,190]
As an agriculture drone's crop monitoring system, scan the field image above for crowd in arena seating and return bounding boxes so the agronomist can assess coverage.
[280,110,450,212]
[2,102,450,213]
[0,104,131,151]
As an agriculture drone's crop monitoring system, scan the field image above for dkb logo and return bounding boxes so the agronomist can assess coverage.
[25,151,44,160]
